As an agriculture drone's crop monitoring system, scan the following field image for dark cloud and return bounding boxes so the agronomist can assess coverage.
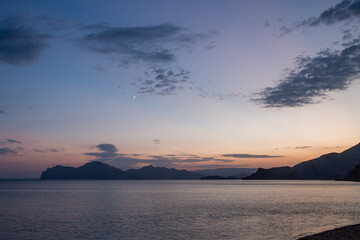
[33,149,47,153]
[222,154,283,158]
[91,65,106,72]
[47,148,59,153]
[33,148,60,153]
[0,148,16,155]
[252,44,360,107]
[1,15,214,68]
[300,0,360,27]
[204,43,216,50]
[6,139,21,144]
[0,105,8,114]
[279,0,360,36]
[79,23,213,64]
[84,143,122,159]
[0,16,51,65]
[279,25,292,36]
[96,144,118,152]
[264,20,271,28]
[295,146,312,149]
[342,37,360,46]
[137,67,191,95]
[152,139,161,144]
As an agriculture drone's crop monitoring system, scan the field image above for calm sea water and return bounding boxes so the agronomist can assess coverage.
[1,180,360,240]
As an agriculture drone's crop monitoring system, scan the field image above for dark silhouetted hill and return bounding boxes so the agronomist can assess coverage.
[40,161,201,180]
[244,143,360,180]
[243,167,292,180]
[341,164,360,181]
[40,161,125,179]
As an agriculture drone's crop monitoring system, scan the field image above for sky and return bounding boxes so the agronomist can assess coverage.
[0,0,359,178]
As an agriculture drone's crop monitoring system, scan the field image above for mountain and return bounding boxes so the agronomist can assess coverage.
[341,165,360,181]
[40,161,125,179]
[40,161,201,180]
[243,167,292,180]
[194,168,257,178]
[244,143,360,180]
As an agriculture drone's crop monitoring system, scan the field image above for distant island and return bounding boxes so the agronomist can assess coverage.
[40,161,256,180]
[244,143,360,181]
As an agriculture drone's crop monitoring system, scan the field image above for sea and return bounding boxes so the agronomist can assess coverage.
[1,180,360,240]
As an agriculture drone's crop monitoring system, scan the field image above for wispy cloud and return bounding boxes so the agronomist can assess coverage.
[0,148,16,155]
[33,148,60,153]
[6,139,21,144]
[222,154,283,158]
[0,16,52,65]
[84,143,235,169]
[295,146,312,149]
[79,23,213,65]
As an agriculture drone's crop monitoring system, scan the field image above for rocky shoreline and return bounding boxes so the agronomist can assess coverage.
[298,224,360,239]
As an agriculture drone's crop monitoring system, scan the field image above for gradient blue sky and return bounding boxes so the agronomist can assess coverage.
[1,0,359,178]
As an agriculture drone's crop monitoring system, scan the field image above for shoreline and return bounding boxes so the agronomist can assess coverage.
[298,224,360,239]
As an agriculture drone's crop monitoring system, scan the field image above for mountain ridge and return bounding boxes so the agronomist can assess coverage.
[40,161,202,180]
[244,143,360,180]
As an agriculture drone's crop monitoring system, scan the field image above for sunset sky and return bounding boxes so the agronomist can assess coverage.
[0,0,359,178]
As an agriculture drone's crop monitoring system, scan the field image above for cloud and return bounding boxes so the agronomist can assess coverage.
[252,44,360,107]
[84,143,122,158]
[84,143,235,169]
[33,149,47,153]
[6,139,21,144]
[137,67,191,95]
[0,105,8,114]
[33,148,60,153]
[47,148,59,153]
[222,154,283,158]
[0,15,215,98]
[91,65,106,72]
[295,146,312,149]
[300,0,360,27]
[79,23,213,65]
[0,16,51,65]
[96,143,118,152]
[0,148,16,155]
[279,0,360,36]
[152,139,161,144]
[264,20,271,28]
